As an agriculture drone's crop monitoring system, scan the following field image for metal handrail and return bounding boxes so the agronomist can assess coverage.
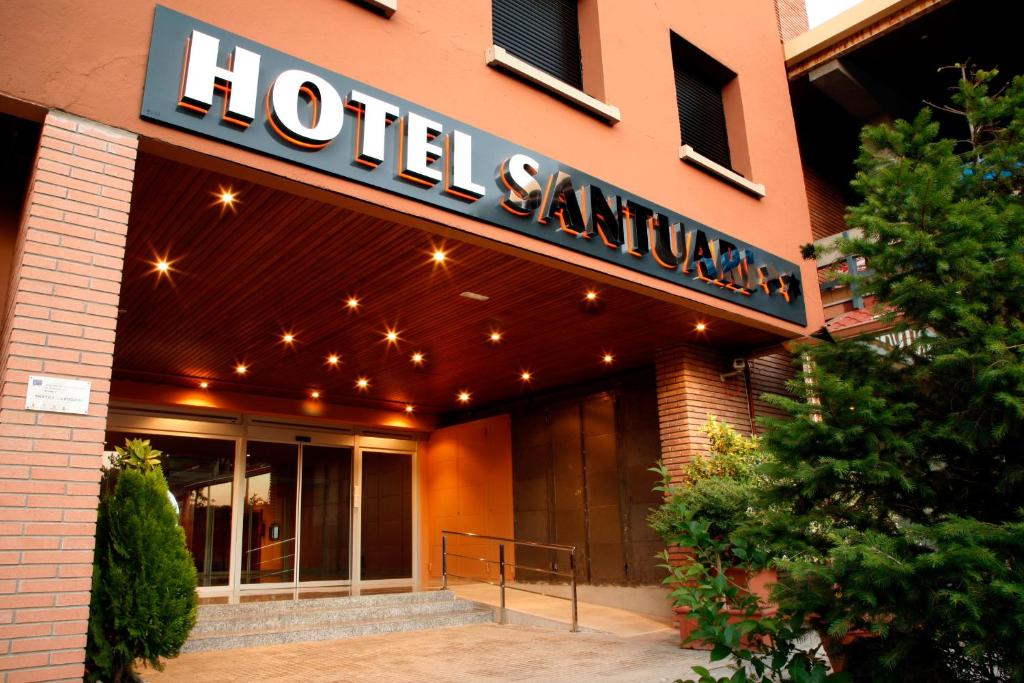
[441,529,578,632]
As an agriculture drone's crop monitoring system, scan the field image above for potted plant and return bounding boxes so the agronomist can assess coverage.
[649,418,777,649]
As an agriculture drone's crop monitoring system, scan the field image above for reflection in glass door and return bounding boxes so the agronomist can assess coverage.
[360,450,413,580]
[299,446,353,582]
[242,442,298,584]
[104,431,236,588]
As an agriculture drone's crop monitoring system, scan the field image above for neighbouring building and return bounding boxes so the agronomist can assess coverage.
[0,1,821,679]
[780,0,1023,339]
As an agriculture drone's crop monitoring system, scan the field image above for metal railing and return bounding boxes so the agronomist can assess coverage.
[441,530,578,632]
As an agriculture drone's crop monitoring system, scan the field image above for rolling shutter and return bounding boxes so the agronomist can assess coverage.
[671,34,735,170]
[493,0,583,89]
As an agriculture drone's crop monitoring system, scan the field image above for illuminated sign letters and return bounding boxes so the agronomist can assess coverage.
[142,7,806,324]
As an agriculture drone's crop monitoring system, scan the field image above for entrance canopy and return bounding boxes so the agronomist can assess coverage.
[112,151,784,417]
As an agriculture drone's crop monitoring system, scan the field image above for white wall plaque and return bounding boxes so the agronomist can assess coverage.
[25,376,91,415]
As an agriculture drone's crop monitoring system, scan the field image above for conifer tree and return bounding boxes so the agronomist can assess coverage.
[751,66,1024,681]
[86,440,198,682]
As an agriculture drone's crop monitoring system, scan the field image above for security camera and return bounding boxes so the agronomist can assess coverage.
[732,358,747,370]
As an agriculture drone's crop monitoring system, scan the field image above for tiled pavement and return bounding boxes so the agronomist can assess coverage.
[141,623,718,682]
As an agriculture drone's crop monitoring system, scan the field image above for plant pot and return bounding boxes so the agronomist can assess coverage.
[674,603,779,650]
[817,628,878,673]
[673,568,778,650]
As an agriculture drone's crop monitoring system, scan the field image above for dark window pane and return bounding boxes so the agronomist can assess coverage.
[494,0,583,89]
[360,451,412,580]
[300,446,352,582]
[672,33,735,170]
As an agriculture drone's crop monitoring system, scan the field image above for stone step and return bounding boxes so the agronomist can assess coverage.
[192,597,483,636]
[198,588,454,619]
[183,607,495,652]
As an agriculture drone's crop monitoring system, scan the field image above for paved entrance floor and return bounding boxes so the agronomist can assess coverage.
[142,623,719,682]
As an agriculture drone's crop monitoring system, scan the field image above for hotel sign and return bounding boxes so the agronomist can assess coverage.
[141,7,806,325]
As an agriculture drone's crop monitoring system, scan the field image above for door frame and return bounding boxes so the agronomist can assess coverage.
[105,406,420,602]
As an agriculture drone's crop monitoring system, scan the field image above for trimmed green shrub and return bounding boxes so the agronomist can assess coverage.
[86,439,198,682]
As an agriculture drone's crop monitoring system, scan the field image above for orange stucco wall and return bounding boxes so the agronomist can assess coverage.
[0,0,823,338]
[419,415,513,583]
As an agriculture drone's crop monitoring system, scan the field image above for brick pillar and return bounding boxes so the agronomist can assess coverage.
[0,110,135,682]
[655,343,753,477]
[774,0,809,41]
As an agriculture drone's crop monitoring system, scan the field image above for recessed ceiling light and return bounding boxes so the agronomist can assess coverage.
[432,249,447,264]
[520,371,532,382]
[310,390,321,399]
[404,404,415,414]
[326,354,340,366]
[602,353,614,365]
[457,390,471,404]
[355,377,370,390]
[695,322,707,332]
[585,290,598,302]
[346,296,360,310]
[384,328,400,344]
[411,352,425,365]
[234,363,248,375]
[282,333,295,344]
[489,331,502,343]
[460,291,490,301]
[154,260,170,273]
[199,381,209,389]
[216,185,237,206]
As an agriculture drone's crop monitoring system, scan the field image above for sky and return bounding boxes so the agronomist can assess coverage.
[805,0,864,27]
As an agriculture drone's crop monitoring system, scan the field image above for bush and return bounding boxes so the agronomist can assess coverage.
[649,417,765,542]
[86,440,198,682]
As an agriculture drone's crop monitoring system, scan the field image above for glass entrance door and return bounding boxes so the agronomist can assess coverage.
[241,441,354,588]
[299,445,353,583]
[241,441,298,585]
[359,450,413,581]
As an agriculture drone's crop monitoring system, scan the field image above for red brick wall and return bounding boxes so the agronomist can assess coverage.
[804,162,847,241]
[655,344,752,476]
[749,352,794,426]
[774,0,809,41]
[655,344,796,472]
[0,110,135,682]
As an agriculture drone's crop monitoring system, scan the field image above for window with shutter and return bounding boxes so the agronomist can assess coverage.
[493,0,583,90]
[671,33,736,171]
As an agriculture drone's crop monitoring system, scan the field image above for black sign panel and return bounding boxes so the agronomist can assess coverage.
[140,6,806,325]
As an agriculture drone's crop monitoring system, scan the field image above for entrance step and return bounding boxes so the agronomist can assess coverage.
[183,590,495,652]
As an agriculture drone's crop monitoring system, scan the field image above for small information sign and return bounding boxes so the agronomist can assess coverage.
[25,376,91,415]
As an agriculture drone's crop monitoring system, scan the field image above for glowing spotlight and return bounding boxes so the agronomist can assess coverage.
[199,381,209,390]
[282,333,295,345]
[214,186,238,210]
[326,354,340,366]
[488,330,502,343]
[695,322,707,332]
[355,377,370,391]
[404,404,415,414]
[602,353,614,365]
[346,296,360,310]
[411,352,425,365]
[431,249,447,264]
[234,363,248,375]
[520,371,533,382]
[456,390,471,404]
[310,390,321,399]
[384,328,400,345]
[584,290,598,302]
[155,260,170,273]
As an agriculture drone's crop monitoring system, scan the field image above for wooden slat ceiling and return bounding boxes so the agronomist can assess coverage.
[114,153,781,415]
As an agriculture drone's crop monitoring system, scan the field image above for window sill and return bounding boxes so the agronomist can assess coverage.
[485,45,621,125]
[352,0,396,16]
[679,145,766,198]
